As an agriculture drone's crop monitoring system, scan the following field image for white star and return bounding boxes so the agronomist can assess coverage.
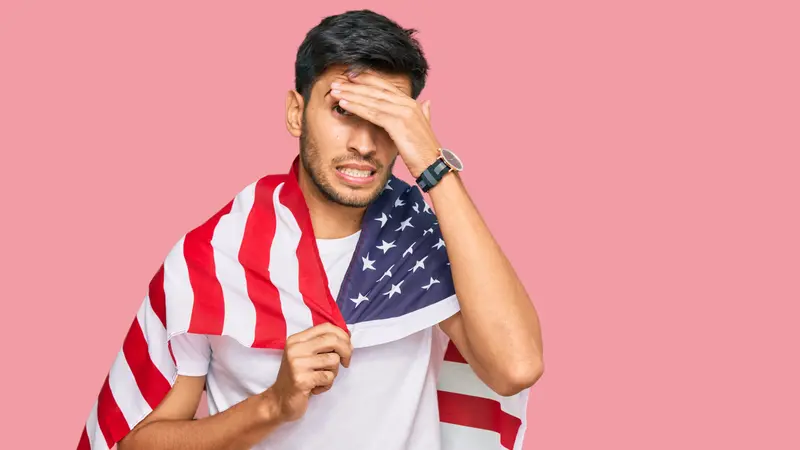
[423,228,434,236]
[350,293,370,307]
[362,253,376,271]
[423,202,432,214]
[394,197,406,208]
[376,240,397,254]
[433,238,446,250]
[382,280,404,299]
[395,217,414,232]
[413,202,420,213]
[403,242,415,257]
[375,212,388,228]
[408,255,429,273]
[422,277,440,290]
[378,264,394,282]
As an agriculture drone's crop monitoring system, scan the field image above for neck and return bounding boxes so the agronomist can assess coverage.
[297,167,366,240]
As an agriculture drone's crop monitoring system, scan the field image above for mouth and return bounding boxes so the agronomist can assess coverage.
[334,163,378,186]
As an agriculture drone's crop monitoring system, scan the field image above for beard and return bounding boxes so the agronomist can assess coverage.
[299,120,395,208]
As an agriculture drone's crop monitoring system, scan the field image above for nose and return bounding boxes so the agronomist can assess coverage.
[346,120,379,158]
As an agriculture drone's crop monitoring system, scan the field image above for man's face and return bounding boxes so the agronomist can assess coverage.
[296,65,413,208]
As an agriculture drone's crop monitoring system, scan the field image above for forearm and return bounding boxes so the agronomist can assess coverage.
[430,173,544,382]
[119,390,283,450]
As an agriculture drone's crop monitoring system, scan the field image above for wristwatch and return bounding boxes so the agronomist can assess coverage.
[416,148,464,192]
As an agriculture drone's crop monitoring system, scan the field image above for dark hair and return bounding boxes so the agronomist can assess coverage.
[294,10,429,102]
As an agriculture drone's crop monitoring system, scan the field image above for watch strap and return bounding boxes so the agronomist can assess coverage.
[416,157,451,192]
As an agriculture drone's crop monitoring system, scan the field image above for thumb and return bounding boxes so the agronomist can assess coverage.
[422,100,431,122]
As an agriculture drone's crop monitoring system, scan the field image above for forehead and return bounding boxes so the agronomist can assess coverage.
[313,64,413,97]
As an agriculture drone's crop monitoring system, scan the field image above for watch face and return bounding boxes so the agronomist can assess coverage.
[441,148,463,171]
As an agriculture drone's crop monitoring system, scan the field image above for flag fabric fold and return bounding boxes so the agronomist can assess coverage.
[78,158,530,449]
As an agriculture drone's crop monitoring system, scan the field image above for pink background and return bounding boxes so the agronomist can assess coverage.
[1,1,798,448]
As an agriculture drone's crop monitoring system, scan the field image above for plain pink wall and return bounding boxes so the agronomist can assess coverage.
[1,1,798,448]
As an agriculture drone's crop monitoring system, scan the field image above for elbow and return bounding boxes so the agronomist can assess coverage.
[491,356,544,397]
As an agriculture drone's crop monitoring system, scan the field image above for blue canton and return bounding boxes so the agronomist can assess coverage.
[335,176,456,324]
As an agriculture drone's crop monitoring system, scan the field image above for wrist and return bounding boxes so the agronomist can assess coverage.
[427,168,462,201]
[407,145,441,179]
[414,147,464,193]
[409,156,439,179]
[257,388,287,427]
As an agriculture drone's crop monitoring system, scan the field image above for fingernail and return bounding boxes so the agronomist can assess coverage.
[331,82,341,89]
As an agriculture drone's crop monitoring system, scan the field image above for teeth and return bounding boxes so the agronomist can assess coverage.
[339,168,372,178]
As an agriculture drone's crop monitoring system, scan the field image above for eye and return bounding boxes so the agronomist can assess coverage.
[333,104,353,117]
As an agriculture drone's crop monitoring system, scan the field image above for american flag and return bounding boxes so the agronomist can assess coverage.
[77,158,530,449]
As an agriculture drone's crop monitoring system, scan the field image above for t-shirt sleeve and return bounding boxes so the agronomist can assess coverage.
[169,332,211,377]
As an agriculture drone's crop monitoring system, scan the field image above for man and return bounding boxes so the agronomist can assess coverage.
[79,9,544,450]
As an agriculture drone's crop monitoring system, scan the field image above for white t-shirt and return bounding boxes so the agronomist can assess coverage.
[170,230,452,449]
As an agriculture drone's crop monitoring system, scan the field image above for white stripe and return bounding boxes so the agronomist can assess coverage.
[437,360,529,420]
[85,399,108,450]
[346,294,461,348]
[440,422,501,449]
[438,360,530,450]
[271,182,314,337]
[213,182,258,345]
[163,235,194,335]
[107,350,151,430]
[514,415,528,450]
[137,296,176,384]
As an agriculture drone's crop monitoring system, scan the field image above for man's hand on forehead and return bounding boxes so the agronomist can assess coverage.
[329,68,440,179]
[338,66,410,95]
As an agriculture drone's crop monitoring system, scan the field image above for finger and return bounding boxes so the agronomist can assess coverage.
[333,90,409,118]
[293,354,340,389]
[309,334,352,368]
[298,352,341,371]
[311,385,331,395]
[300,370,335,391]
[313,370,335,388]
[286,322,349,346]
[294,332,353,368]
[309,369,336,395]
[346,70,405,95]
[422,100,431,122]
[332,81,413,107]
[335,98,386,127]
[335,96,408,129]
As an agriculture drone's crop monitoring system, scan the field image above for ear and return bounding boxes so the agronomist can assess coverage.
[286,90,304,137]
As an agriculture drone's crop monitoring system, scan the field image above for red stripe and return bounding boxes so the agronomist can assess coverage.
[148,265,167,328]
[240,176,286,348]
[444,341,468,364]
[184,200,233,335]
[168,339,177,366]
[278,174,347,330]
[96,374,130,448]
[438,391,522,450]
[122,318,172,410]
[77,426,90,450]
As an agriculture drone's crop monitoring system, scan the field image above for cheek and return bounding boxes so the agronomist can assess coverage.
[377,140,399,161]
[323,123,350,146]
[307,110,347,148]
